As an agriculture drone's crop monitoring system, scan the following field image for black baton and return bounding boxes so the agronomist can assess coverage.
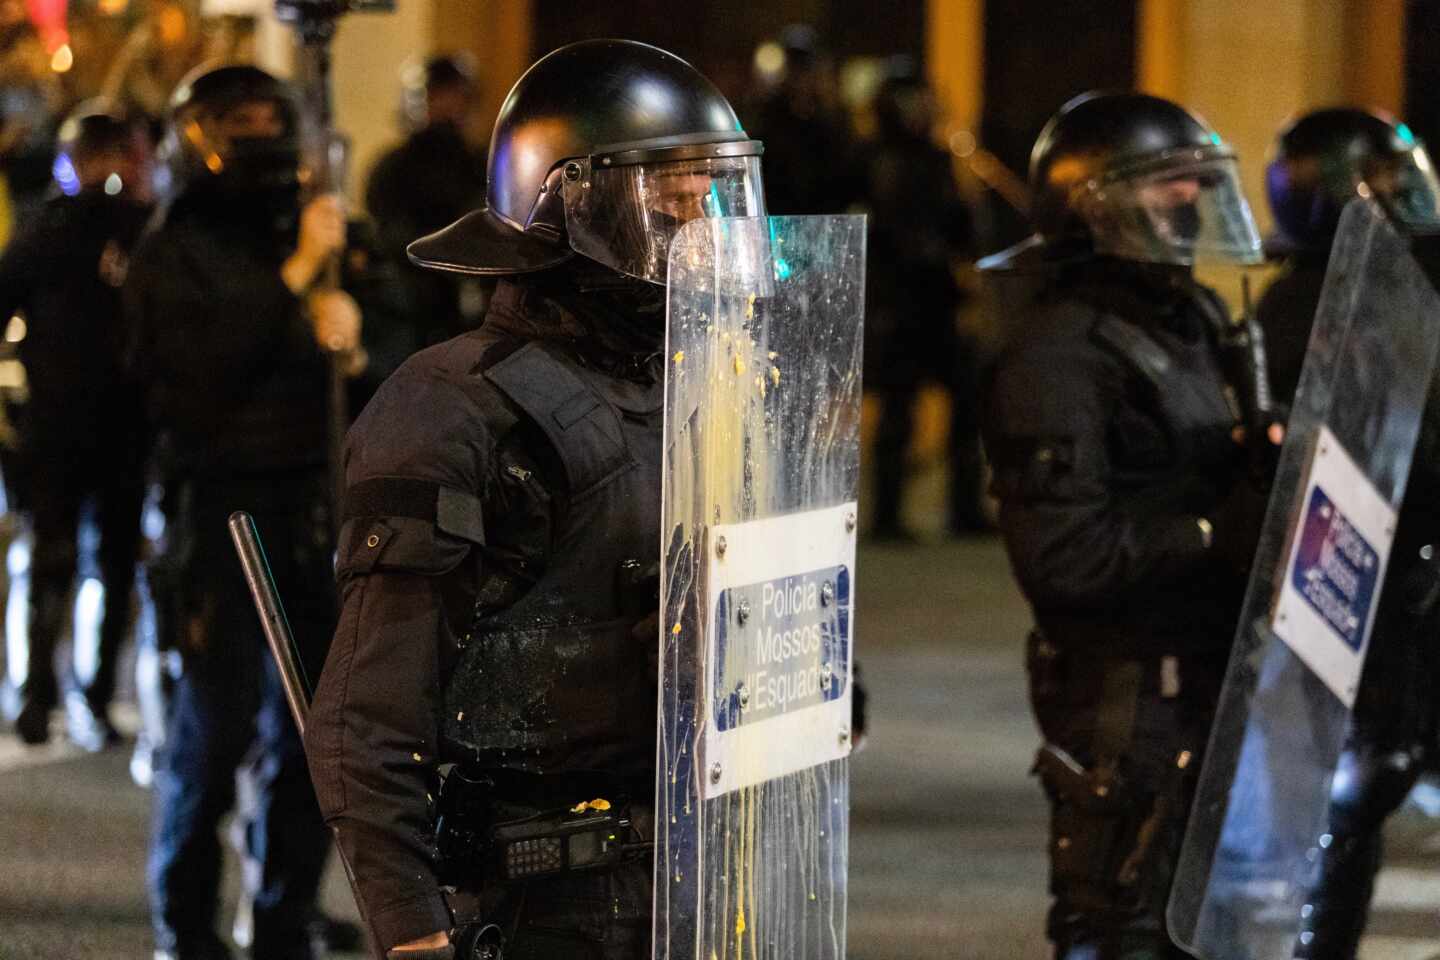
[228,509,381,936]
[227,511,314,733]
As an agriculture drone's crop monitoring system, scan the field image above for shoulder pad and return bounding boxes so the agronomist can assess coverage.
[346,357,509,495]
[483,342,631,499]
[1090,315,1170,391]
[1190,283,1231,337]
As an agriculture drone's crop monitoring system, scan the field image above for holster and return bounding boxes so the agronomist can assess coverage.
[1030,637,1195,924]
[1037,741,1187,918]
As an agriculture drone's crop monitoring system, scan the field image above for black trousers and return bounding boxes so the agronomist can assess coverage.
[147,478,335,958]
[870,376,985,534]
[19,462,143,714]
[866,283,985,535]
[1029,643,1217,960]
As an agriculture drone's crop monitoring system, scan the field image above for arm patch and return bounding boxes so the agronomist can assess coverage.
[343,476,485,545]
[337,477,486,580]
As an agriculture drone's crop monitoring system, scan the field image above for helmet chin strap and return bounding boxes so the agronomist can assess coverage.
[566,255,649,292]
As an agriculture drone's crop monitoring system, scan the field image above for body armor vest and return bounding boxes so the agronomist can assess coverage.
[1075,278,1241,498]
[442,340,663,777]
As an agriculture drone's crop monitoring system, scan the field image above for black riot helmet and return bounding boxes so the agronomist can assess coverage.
[408,39,766,285]
[983,91,1261,271]
[1266,107,1440,253]
[162,63,303,198]
[53,99,137,196]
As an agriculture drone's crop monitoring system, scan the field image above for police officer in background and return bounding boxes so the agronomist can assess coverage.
[365,54,489,357]
[126,64,362,960]
[745,25,854,216]
[978,92,1269,960]
[1260,109,1440,402]
[859,66,985,539]
[304,39,766,959]
[0,101,151,748]
[1258,107,1440,960]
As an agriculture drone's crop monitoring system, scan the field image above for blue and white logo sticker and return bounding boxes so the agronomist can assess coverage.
[1289,486,1380,651]
[1274,427,1397,707]
[701,502,857,797]
[713,565,851,732]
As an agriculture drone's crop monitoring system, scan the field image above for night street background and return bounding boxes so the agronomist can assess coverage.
[1,507,1435,957]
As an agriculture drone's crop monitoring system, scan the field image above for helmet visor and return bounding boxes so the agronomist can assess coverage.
[1082,155,1263,265]
[1367,147,1440,230]
[562,153,766,284]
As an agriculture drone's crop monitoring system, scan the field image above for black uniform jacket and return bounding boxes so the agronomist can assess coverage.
[124,188,329,478]
[305,275,663,951]
[982,260,1247,660]
[0,188,150,459]
[1255,250,1330,410]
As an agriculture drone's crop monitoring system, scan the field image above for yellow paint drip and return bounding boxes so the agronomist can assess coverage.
[672,622,682,635]
[733,355,746,376]
[735,907,746,938]
[570,797,611,813]
[673,350,685,365]
[769,366,781,387]
[744,293,756,319]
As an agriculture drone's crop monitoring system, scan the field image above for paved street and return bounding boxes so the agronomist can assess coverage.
[0,535,1436,958]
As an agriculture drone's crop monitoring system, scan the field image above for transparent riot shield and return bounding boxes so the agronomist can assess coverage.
[1168,199,1440,959]
[655,214,865,960]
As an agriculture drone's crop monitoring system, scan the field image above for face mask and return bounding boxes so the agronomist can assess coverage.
[220,136,301,194]
[199,137,299,238]
[1157,200,1202,247]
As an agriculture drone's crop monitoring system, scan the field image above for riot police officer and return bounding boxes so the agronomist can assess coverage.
[126,64,362,960]
[1260,108,1440,403]
[1257,107,1440,960]
[303,40,766,960]
[744,25,854,217]
[978,91,1267,960]
[0,100,150,748]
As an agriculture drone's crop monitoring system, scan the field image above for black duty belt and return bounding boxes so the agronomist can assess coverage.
[436,766,654,886]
